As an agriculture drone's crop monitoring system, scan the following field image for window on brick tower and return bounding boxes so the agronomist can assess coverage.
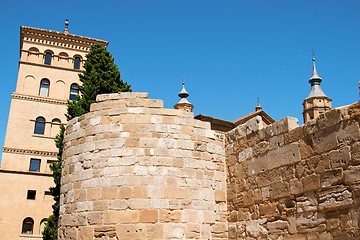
[39,79,50,97]
[29,158,41,172]
[21,218,34,234]
[44,52,52,65]
[34,117,46,135]
[74,57,81,69]
[69,83,79,100]
[27,190,36,200]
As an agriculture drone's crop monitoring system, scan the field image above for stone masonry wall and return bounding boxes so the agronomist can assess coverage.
[58,92,227,240]
[226,102,360,239]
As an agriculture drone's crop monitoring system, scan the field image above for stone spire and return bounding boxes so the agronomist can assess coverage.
[174,78,194,112]
[64,19,69,34]
[302,55,332,123]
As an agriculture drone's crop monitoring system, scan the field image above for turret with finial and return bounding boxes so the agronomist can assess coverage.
[302,51,332,123]
[255,97,262,111]
[174,76,194,112]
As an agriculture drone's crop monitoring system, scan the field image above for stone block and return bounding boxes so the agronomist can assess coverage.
[245,221,268,238]
[109,199,128,210]
[133,186,148,198]
[302,174,320,192]
[267,220,289,230]
[320,168,343,188]
[215,190,226,202]
[77,201,93,212]
[318,186,354,210]
[159,209,182,223]
[102,186,118,200]
[87,187,101,201]
[284,126,304,145]
[247,155,268,176]
[186,223,201,238]
[128,199,150,209]
[146,223,164,239]
[337,120,360,146]
[115,223,146,240]
[139,209,158,223]
[344,165,360,184]
[78,226,93,240]
[317,109,342,130]
[164,187,189,199]
[259,203,279,217]
[164,223,185,239]
[87,212,102,225]
[290,178,303,195]
[104,210,139,224]
[267,142,300,170]
[312,124,339,154]
[270,181,289,199]
[328,146,351,168]
[266,117,299,137]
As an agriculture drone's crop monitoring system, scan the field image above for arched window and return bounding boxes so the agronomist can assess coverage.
[74,57,81,69]
[51,118,61,136]
[44,52,52,65]
[69,83,79,100]
[40,219,47,235]
[34,117,46,135]
[22,217,34,234]
[39,79,50,97]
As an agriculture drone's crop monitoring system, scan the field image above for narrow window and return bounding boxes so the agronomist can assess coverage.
[39,79,50,97]
[44,52,52,65]
[69,83,79,100]
[34,117,46,135]
[22,218,34,234]
[27,190,36,200]
[29,158,41,172]
[74,57,81,69]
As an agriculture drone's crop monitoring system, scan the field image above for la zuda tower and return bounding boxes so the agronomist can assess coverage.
[0,21,107,239]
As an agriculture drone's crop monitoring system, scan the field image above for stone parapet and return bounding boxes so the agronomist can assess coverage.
[226,102,360,239]
[59,92,227,239]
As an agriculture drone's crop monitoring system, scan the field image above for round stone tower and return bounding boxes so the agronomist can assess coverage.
[58,92,227,239]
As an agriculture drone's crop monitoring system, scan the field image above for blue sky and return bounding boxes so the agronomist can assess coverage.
[0,1,360,161]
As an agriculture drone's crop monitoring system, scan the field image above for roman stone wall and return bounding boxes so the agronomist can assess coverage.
[58,92,227,239]
[226,102,360,239]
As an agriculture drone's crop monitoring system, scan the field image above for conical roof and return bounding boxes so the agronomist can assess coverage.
[305,58,328,100]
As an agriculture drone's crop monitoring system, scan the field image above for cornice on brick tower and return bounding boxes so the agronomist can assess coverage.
[302,57,332,123]
[20,26,109,54]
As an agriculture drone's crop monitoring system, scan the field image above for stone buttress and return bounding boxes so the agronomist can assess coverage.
[58,92,228,239]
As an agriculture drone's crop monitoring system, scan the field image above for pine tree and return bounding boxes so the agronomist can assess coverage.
[67,44,131,120]
[43,44,132,239]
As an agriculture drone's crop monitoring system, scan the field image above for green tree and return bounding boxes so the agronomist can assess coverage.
[67,44,131,120]
[43,44,132,239]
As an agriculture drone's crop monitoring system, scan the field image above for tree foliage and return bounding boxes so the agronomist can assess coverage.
[43,44,132,239]
[67,44,131,120]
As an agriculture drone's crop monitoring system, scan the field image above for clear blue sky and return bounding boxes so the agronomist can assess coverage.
[0,1,359,161]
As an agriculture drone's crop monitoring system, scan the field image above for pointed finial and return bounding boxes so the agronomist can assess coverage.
[309,50,321,82]
[255,97,262,111]
[174,76,194,112]
[64,19,69,34]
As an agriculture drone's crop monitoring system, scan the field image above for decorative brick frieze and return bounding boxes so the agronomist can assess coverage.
[2,147,57,157]
[11,92,67,105]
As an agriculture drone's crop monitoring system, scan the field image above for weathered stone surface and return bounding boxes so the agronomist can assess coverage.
[344,165,360,184]
[245,221,268,238]
[318,186,354,210]
[270,181,289,199]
